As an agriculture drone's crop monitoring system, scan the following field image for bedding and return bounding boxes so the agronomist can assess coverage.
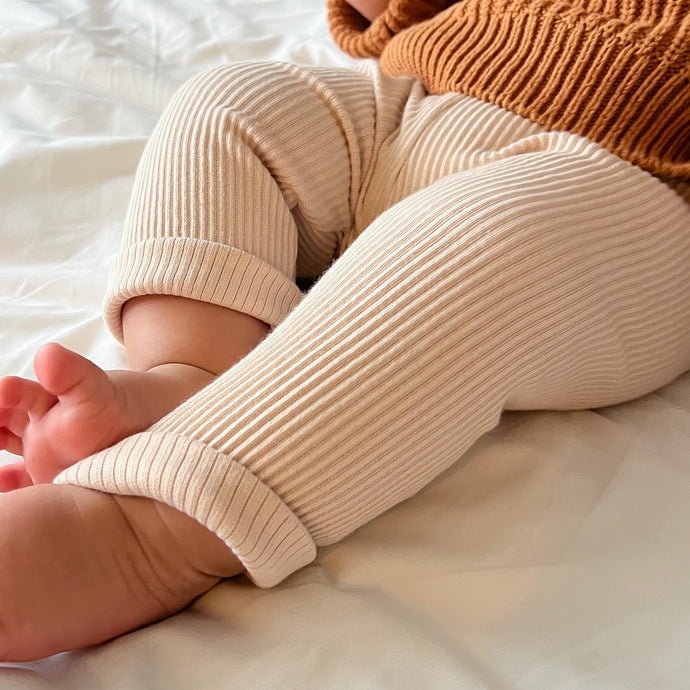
[1,0,689,687]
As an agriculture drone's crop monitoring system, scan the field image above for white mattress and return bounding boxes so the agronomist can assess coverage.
[1,1,689,687]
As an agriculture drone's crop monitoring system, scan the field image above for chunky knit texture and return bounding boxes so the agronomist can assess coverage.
[327,0,690,179]
[57,62,690,586]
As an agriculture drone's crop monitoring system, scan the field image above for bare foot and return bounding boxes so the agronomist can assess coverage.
[0,482,243,661]
[0,343,215,489]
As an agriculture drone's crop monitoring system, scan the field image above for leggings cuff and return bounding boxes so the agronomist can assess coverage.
[103,237,304,341]
[54,431,317,587]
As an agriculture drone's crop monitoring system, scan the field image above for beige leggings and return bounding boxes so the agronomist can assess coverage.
[57,61,690,586]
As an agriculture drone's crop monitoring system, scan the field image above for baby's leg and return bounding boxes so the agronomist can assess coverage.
[2,55,379,487]
[0,299,266,659]
[0,482,243,661]
[1,61,386,659]
[59,139,690,590]
[1,58,405,490]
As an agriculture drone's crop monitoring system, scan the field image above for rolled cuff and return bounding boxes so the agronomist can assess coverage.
[104,237,304,342]
[54,432,317,588]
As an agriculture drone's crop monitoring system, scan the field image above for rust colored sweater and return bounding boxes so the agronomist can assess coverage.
[327,0,690,179]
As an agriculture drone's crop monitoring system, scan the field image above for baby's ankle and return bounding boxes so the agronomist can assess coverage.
[115,363,217,431]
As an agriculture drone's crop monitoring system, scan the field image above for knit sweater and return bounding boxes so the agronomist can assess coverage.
[327,0,690,179]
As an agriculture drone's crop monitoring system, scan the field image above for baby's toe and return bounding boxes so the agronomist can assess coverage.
[0,377,56,418]
[0,406,29,439]
[0,461,32,491]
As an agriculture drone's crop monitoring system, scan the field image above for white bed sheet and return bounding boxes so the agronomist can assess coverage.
[1,1,689,687]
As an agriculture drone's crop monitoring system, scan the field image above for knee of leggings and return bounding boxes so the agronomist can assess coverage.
[165,60,301,125]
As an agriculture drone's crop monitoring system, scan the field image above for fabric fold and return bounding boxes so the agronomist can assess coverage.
[55,432,317,588]
[104,237,304,342]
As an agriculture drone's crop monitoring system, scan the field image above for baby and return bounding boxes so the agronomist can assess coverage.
[1,0,689,661]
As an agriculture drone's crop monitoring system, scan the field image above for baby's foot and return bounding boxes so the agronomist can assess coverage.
[0,343,214,489]
[0,482,243,661]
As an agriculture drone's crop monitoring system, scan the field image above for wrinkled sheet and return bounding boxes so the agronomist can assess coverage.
[1,1,689,687]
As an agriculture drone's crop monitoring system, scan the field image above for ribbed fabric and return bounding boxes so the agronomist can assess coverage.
[103,62,379,340]
[56,62,690,587]
[327,0,690,179]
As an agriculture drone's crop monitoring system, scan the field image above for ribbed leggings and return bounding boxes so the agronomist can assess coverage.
[57,61,690,586]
